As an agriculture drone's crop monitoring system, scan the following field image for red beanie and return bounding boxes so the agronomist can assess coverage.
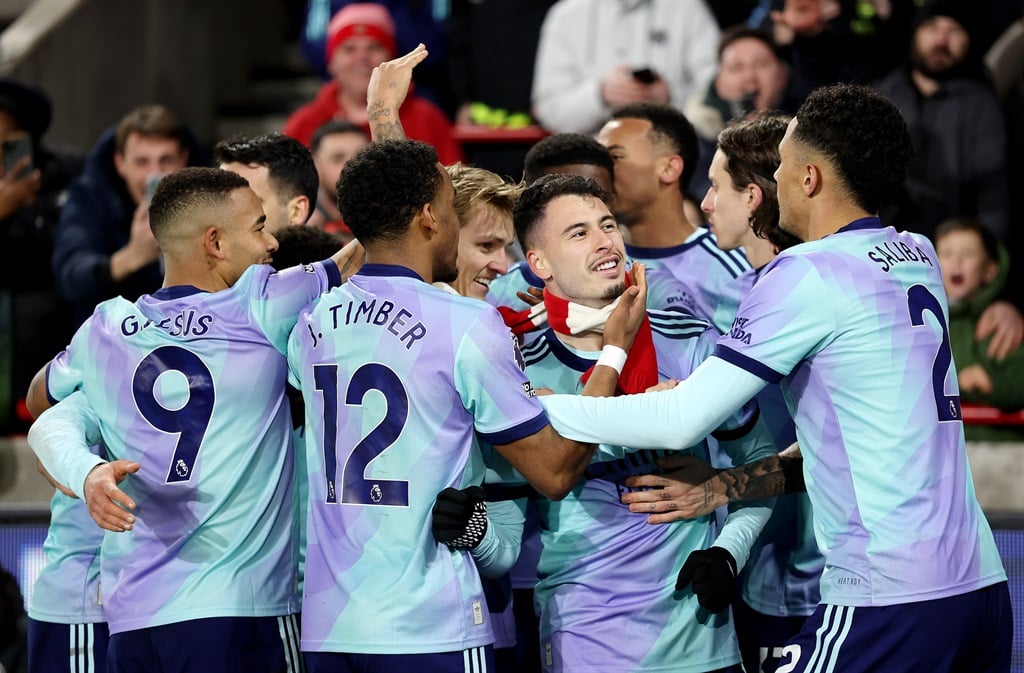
[325,3,397,62]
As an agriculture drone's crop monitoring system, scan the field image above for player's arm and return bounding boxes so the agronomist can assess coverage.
[432,486,526,578]
[541,354,767,451]
[366,44,428,142]
[623,442,804,522]
[27,391,140,532]
[25,362,51,419]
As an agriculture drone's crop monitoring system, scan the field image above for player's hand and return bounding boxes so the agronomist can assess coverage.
[83,460,139,532]
[958,364,993,395]
[645,378,679,393]
[675,546,737,612]
[515,286,544,307]
[367,43,428,141]
[621,466,726,524]
[976,300,1024,361]
[432,486,488,549]
[603,262,647,351]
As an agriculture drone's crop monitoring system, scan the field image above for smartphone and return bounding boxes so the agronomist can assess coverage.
[145,173,167,203]
[1,131,32,176]
[631,67,657,84]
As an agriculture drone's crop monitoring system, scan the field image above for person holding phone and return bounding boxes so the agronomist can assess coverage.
[531,0,720,134]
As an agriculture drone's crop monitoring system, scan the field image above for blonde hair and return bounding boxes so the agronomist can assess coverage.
[447,163,523,227]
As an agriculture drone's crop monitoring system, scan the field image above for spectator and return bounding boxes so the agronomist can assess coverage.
[284,2,463,165]
[299,0,455,114]
[936,217,1024,441]
[214,132,320,233]
[51,104,209,328]
[0,78,82,432]
[684,26,802,199]
[306,120,368,238]
[875,0,1010,242]
[531,0,720,134]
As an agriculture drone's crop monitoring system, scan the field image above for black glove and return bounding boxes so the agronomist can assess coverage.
[675,546,737,613]
[431,486,488,549]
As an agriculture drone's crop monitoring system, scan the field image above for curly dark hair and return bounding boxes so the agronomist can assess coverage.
[793,83,912,214]
[336,139,441,244]
[513,173,609,251]
[214,133,319,221]
[149,167,249,240]
[610,102,700,193]
[523,133,615,186]
[717,113,801,251]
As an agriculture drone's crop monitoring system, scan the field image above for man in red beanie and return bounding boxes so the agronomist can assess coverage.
[283,2,463,165]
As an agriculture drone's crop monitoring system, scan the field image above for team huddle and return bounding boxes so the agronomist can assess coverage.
[24,45,1011,673]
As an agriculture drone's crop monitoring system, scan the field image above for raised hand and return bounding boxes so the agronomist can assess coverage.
[367,43,429,141]
[602,262,647,352]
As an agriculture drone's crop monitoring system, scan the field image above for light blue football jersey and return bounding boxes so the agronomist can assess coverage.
[521,312,774,673]
[715,218,1007,606]
[287,264,549,655]
[28,446,105,624]
[43,261,340,634]
[626,227,752,333]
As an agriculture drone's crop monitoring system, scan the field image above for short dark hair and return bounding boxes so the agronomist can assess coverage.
[271,226,346,270]
[513,173,609,251]
[717,113,801,251]
[793,83,912,214]
[337,139,441,244]
[149,167,249,239]
[310,120,367,153]
[934,217,999,263]
[115,104,185,153]
[717,25,778,62]
[214,133,319,221]
[610,102,700,192]
[523,133,615,185]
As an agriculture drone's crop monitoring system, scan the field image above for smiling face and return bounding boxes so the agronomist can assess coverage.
[114,133,188,204]
[937,228,997,305]
[453,203,514,300]
[526,193,626,308]
[219,186,278,285]
[701,148,756,251]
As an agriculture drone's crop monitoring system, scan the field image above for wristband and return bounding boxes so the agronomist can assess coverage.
[596,344,628,374]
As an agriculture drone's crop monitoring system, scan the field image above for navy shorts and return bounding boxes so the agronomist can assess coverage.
[732,598,811,673]
[305,646,494,673]
[778,583,1011,673]
[107,614,302,673]
[28,619,109,673]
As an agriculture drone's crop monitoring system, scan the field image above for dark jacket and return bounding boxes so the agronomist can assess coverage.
[874,66,1010,242]
[51,126,210,328]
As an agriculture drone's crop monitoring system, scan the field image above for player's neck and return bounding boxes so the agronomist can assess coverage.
[553,328,604,353]
[623,200,697,248]
[741,233,776,269]
[807,199,875,240]
[364,250,433,282]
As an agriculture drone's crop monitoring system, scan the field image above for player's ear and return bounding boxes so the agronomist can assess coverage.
[659,155,683,186]
[204,226,225,258]
[418,201,441,237]
[526,248,552,282]
[804,163,821,196]
[287,195,310,226]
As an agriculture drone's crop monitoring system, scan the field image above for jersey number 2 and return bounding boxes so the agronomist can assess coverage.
[907,285,961,422]
[315,363,410,506]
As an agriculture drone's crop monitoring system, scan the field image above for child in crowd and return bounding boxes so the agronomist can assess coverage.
[936,217,1024,440]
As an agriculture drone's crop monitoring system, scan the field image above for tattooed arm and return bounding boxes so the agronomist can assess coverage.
[366,44,428,142]
[621,442,804,524]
